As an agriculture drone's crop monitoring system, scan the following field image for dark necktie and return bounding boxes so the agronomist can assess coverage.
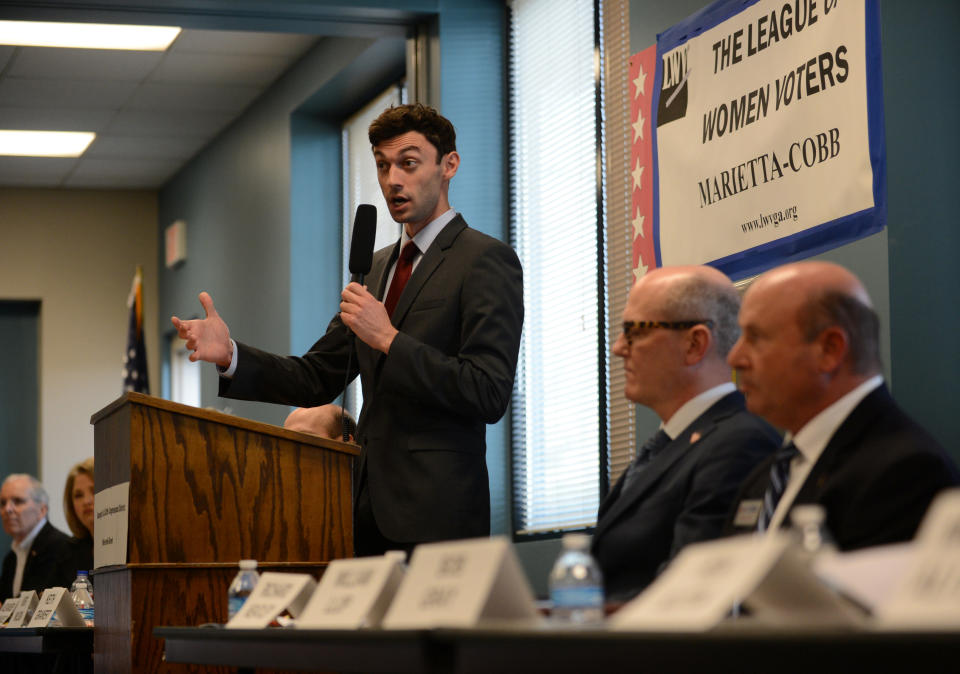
[383,241,419,317]
[757,442,800,532]
[620,429,671,493]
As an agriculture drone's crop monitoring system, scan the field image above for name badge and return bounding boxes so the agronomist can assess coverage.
[733,499,762,527]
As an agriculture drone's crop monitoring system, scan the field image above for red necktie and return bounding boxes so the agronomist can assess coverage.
[383,241,418,317]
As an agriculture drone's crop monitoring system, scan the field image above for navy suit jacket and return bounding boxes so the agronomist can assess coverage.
[591,391,779,601]
[726,385,960,549]
[1,521,76,601]
[221,216,524,544]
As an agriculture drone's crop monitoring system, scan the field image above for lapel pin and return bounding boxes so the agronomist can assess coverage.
[690,432,701,444]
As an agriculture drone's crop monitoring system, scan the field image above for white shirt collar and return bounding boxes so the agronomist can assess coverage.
[12,517,46,555]
[662,382,737,440]
[400,208,457,256]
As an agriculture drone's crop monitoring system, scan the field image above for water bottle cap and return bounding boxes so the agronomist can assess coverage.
[790,504,827,527]
[77,570,89,577]
[238,559,258,570]
[561,532,591,550]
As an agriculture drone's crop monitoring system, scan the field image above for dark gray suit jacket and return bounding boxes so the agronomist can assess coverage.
[221,215,524,543]
[726,385,960,549]
[1,521,76,601]
[592,391,779,601]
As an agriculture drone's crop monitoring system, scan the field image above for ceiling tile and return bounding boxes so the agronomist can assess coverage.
[171,30,317,57]
[85,135,208,161]
[0,156,77,186]
[0,107,115,132]
[105,109,235,137]
[0,78,139,109]
[126,82,263,112]
[0,46,14,70]
[151,51,294,86]
[9,47,164,81]
[65,157,181,188]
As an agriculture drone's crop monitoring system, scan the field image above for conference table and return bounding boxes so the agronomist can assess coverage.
[155,623,960,673]
[0,626,94,673]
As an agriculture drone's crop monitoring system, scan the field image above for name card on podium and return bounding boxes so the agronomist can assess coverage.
[611,533,862,631]
[94,481,130,568]
[298,556,405,629]
[0,595,22,626]
[878,489,960,628]
[382,537,539,629]
[7,591,39,628]
[28,588,85,628]
[226,572,316,629]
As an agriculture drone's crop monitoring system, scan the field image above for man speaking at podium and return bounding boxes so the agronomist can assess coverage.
[172,105,524,556]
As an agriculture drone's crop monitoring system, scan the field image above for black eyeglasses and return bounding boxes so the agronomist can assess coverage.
[621,320,714,345]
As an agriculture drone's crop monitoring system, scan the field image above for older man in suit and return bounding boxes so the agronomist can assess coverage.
[172,104,523,556]
[592,266,779,601]
[1,474,75,601]
[725,261,959,547]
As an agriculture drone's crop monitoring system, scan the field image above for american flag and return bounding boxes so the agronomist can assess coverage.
[122,266,149,394]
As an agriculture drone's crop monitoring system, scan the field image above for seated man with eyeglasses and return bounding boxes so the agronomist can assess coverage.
[592,265,779,602]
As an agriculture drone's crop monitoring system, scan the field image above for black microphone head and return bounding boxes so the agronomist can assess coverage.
[349,204,377,276]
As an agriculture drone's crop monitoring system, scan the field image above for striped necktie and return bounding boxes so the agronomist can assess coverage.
[621,429,671,493]
[757,442,800,532]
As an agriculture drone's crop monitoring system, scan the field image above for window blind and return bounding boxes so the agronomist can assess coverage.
[509,0,607,535]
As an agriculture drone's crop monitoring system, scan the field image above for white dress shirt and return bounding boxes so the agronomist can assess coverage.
[11,517,47,598]
[767,374,884,531]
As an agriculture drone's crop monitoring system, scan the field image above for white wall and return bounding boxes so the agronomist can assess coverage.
[0,188,158,533]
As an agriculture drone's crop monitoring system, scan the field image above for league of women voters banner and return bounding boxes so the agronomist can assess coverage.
[630,0,886,280]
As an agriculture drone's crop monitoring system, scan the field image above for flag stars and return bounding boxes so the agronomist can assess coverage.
[634,258,649,280]
[632,108,645,143]
[632,159,644,192]
[632,209,646,240]
[632,64,647,98]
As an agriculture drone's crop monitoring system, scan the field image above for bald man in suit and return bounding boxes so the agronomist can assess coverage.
[725,261,959,547]
[592,266,779,601]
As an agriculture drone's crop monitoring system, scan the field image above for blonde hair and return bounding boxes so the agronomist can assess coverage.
[63,457,94,539]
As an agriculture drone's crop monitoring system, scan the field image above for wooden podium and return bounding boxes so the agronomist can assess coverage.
[91,393,359,673]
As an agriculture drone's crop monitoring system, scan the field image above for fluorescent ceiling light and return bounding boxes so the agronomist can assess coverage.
[0,20,181,50]
[0,130,96,157]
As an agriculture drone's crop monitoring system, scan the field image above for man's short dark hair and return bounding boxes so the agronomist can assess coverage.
[799,290,882,375]
[368,104,457,161]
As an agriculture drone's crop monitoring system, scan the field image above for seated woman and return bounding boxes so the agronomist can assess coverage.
[64,457,95,574]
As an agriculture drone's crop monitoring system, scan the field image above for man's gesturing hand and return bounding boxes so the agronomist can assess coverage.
[171,291,233,368]
[340,282,399,354]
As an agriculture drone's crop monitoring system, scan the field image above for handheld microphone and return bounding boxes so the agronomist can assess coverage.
[349,204,377,284]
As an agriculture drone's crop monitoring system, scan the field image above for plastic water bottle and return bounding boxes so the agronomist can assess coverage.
[71,571,95,626]
[227,560,260,621]
[790,504,836,560]
[549,533,604,625]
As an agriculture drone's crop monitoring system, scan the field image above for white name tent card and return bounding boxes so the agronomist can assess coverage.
[0,595,22,626]
[298,555,405,629]
[94,481,130,568]
[611,534,863,632]
[382,536,539,629]
[27,588,85,628]
[877,489,960,629]
[7,590,39,628]
[226,572,316,629]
